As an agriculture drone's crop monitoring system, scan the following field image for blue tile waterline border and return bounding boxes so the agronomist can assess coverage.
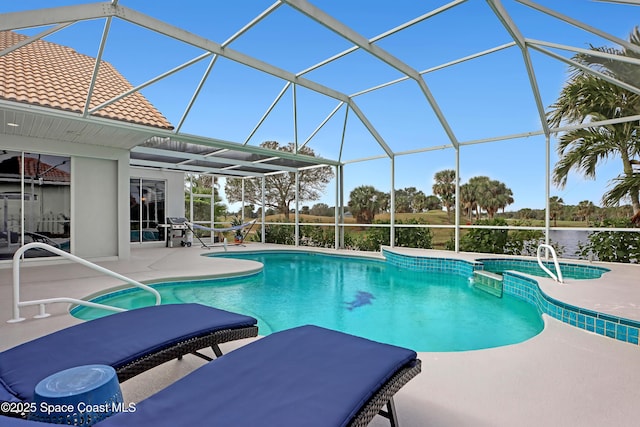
[382,249,639,346]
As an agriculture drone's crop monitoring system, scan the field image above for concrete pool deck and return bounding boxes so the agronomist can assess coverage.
[1,244,639,426]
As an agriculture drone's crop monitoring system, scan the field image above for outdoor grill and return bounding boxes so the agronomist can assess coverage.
[163,217,192,247]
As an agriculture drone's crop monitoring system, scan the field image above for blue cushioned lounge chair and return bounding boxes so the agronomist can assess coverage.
[0,303,258,403]
[1,325,420,427]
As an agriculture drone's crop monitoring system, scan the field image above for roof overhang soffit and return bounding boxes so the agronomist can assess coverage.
[0,99,159,141]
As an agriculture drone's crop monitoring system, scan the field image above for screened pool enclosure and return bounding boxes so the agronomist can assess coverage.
[1,0,639,259]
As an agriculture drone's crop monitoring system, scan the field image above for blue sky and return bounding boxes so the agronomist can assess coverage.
[2,1,639,211]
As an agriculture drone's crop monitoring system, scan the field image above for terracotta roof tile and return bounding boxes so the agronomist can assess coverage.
[0,31,173,130]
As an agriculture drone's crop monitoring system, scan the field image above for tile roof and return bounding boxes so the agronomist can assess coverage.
[0,31,173,130]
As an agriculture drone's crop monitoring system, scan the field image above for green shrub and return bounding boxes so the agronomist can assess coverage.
[458,219,508,253]
[576,218,640,263]
[504,221,563,257]
[344,219,432,252]
[449,219,563,256]
[256,223,296,245]
[256,218,433,252]
[300,224,335,248]
[393,218,433,249]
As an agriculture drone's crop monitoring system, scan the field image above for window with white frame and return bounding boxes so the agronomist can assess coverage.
[0,151,71,259]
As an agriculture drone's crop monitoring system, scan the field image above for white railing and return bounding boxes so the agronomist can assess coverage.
[536,244,564,283]
[8,242,161,323]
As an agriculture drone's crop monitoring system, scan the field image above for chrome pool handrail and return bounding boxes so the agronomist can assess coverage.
[8,242,161,323]
[536,244,564,283]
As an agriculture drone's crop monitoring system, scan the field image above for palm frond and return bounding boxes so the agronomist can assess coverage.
[602,173,640,207]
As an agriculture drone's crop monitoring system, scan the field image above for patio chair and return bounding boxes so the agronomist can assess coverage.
[1,325,420,427]
[0,303,258,403]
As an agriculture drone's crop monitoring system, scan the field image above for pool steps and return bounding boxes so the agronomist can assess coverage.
[472,271,503,298]
[382,249,640,347]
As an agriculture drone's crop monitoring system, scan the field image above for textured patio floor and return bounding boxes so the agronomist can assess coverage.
[1,244,639,426]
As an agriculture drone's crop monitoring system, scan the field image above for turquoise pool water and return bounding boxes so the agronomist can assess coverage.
[73,251,544,352]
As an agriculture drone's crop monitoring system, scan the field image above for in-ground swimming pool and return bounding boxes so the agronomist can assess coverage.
[73,251,544,352]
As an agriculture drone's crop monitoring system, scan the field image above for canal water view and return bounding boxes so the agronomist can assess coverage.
[549,229,590,259]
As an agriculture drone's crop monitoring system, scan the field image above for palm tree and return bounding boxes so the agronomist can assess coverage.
[547,27,640,216]
[460,183,477,221]
[432,169,456,221]
[348,185,384,223]
[467,176,492,220]
[549,196,565,227]
[479,179,514,219]
[576,200,596,223]
[394,188,412,213]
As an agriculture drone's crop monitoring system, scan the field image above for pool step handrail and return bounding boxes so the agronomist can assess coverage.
[536,244,564,283]
[8,242,161,323]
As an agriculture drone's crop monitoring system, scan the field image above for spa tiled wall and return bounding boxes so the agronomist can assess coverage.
[382,249,479,276]
[503,272,639,345]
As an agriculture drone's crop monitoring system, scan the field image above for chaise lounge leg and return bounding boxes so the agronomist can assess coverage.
[177,345,222,362]
[211,344,223,358]
[378,398,399,427]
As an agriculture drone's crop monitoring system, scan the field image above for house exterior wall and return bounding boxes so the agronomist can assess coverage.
[0,135,185,262]
[73,157,118,258]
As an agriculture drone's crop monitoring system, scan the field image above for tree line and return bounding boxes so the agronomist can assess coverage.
[221,143,516,222]
[503,197,633,224]
[346,172,514,223]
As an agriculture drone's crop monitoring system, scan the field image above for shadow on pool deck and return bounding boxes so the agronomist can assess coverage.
[1,244,639,426]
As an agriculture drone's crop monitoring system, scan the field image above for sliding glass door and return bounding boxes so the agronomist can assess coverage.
[130,178,166,243]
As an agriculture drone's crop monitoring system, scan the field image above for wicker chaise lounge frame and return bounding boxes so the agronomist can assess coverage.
[348,359,422,427]
[119,325,417,427]
[116,325,259,381]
